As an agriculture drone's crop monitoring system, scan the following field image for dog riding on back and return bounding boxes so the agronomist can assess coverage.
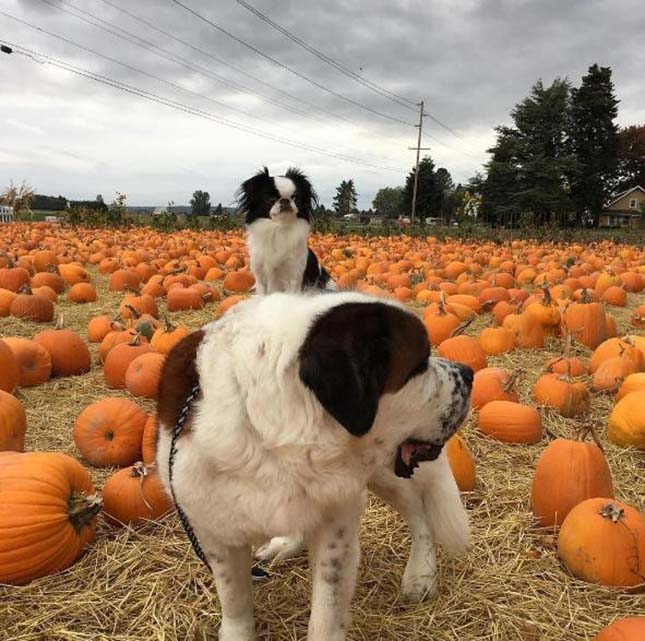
[238,167,335,294]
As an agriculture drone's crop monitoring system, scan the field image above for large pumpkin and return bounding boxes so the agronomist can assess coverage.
[558,498,645,587]
[125,352,165,399]
[0,390,27,451]
[103,336,152,389]
[531,437,614,527]
[74,398,148,467]
[607,391,645,449]
[0,451,101,584]
[533,374,589,417]
[437,335,487,372]
[0,339,20,393]
[34,319,91,377]
[594,618,645,641]
[102,461,172,527]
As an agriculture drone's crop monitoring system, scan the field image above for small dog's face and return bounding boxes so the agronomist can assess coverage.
[238,167,318,225]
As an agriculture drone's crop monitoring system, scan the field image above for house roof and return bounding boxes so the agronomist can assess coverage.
[605,185,645,208]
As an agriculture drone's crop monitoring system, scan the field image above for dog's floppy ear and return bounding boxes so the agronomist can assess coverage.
[298,302,429,436]
[236,166,271,214]
[285,167,318,216]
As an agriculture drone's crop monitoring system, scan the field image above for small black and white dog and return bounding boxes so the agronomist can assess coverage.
[237,167,334,295]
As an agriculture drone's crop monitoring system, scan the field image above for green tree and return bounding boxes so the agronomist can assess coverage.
[332,179,358,217]
[372,186,403,219]
[568,64,620,227]
[190,190,211,217]
[212,202,224,217]
[402,155,438,220]
[617,125,645,191]
[106,192,127,227]
[434,167,454,222]
[1,180,35,221]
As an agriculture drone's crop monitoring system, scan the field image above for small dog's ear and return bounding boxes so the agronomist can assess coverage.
[236,167,272,214]
[286,167,318,216]
[298,302,429,436]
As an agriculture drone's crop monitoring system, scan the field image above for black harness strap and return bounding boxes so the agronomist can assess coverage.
[168,381,269,581]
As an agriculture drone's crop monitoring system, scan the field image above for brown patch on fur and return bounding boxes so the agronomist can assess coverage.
[157,329,205,434]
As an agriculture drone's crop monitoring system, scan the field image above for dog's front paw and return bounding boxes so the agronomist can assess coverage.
[255,536,304,563]
[401,566,438,603]
[219,616,255,641]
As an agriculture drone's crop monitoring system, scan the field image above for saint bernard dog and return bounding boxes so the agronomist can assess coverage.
[156,291,473,641]
[238,166,334,295]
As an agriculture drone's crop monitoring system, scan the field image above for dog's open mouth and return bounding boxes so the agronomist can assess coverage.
[394,438,444,478]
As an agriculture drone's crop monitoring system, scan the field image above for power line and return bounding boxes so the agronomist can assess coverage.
[1,40,408,173]
[33,0,357,127]
[0,9,375,156]
[168,0,417,128]
[235,0,417,111]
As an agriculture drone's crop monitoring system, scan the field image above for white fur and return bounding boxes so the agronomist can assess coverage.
[157,292,470,641]
[247,217,310,295]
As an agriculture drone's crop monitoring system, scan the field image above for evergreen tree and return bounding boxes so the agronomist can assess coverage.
[402,156,437,220]
[434,167,454,222]
[332,179,358,217]
[372,186,404,219]
[190,190,211,217]
[617,125,645,191]
[212,202,224,217]
[568,64,620,227]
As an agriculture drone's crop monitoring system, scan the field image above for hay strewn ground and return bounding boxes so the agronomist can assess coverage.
[1,270,644,641]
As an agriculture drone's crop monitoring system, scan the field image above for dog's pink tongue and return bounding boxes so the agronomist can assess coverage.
[401,443,416,467]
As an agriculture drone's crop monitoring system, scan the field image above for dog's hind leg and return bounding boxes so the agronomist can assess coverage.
[255,535,305,563]
[368,466,439,602]
[201,537,256,641]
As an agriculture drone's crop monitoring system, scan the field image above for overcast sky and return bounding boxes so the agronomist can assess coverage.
[1,0,644,209]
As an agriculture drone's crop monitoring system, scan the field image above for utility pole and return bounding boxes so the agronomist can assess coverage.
[408,100,430,222]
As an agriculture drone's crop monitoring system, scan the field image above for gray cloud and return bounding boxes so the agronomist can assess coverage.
[1,0,644,208]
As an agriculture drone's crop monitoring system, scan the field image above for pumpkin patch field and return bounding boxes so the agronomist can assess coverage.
[1,222,644,641]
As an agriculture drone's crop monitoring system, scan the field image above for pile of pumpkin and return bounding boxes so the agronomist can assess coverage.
[2,225,645,638]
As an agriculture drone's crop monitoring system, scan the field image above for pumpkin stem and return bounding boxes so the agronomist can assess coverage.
[19,283,33,295]
[541,283,553,307]
[580,288,591,304]
[450,317,474,338]
[0,251,15,268]
[125,304,141,319]
[503,371,520,393]
[68,493,102,532]
[55,315,65,330]
[599,502,624,523]
[577,425,605,452]
[163,315,175,333]
[131,461,154,516]
[128,332,143,346]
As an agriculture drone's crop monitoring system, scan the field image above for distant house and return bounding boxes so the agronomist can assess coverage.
[0,205,14,223]
[599,186,645,228]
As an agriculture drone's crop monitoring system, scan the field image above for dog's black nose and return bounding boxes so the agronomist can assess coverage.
[279,198,291,207]
[457,364,474,388]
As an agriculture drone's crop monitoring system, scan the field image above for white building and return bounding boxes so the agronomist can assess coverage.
[0,205,14,223]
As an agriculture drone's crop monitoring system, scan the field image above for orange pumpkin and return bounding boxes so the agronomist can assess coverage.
[437,335,487,372]
[546,356,587,377]
[558,498,645,587]
[9,285,54,322]
[2,337,52,387]
[616,372,645,400]
[74,398,148,467]
[0,451,100,584]
[445,433,476,491]
[589,338,644,374]
[607,391,645,449]
[533,374,589,417]
[0,390,27,451]
[477,327,515,356]
[87,315,124,343]
[594,618,645,641]
[471,367,519,410]
[591,357,636,393]
[215,295,247,319]
[141,411,158,465]
[477,401,542,444]
[531,437,614,527]
[125,352,165,399]
[150,318,190,355]
[223,270,255,292]
[423,304,460,346]
[503,311,545,349]
[34,319,92,377]
[104,336,152,389]
[0,339,20,393]
[563,296,607,349]
[108,269,141,292]
[0,288,16,316]
[102,461,172,527]
[167,286,204,312]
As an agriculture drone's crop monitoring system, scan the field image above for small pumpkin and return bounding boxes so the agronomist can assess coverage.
[223,270,255,292]
[108,269,141,292]
[68,282,97,303]
[557,498,645,587]
[0,390,27,451]
[563,293,608,349]
[616,372,645,400]
[102,461,172,527]
[215,295,247,319]
[594,618,645,641]
[437,334,487,372]
[477,401,542,444]
[2,337,52,387]
[503,310,545,349]
[477,327,515,356]
[0,288,16,316]
[74,398,148,467]
[531,435,614,527]
[9,284,54,322]
[150,317,189,355]
[166,286,204,312]
[0,451,101,584]
[104,335,152,389]
[423,302,460,346]
[591,357,636,393]
[471,367,518,410]
[87,315,124,343]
